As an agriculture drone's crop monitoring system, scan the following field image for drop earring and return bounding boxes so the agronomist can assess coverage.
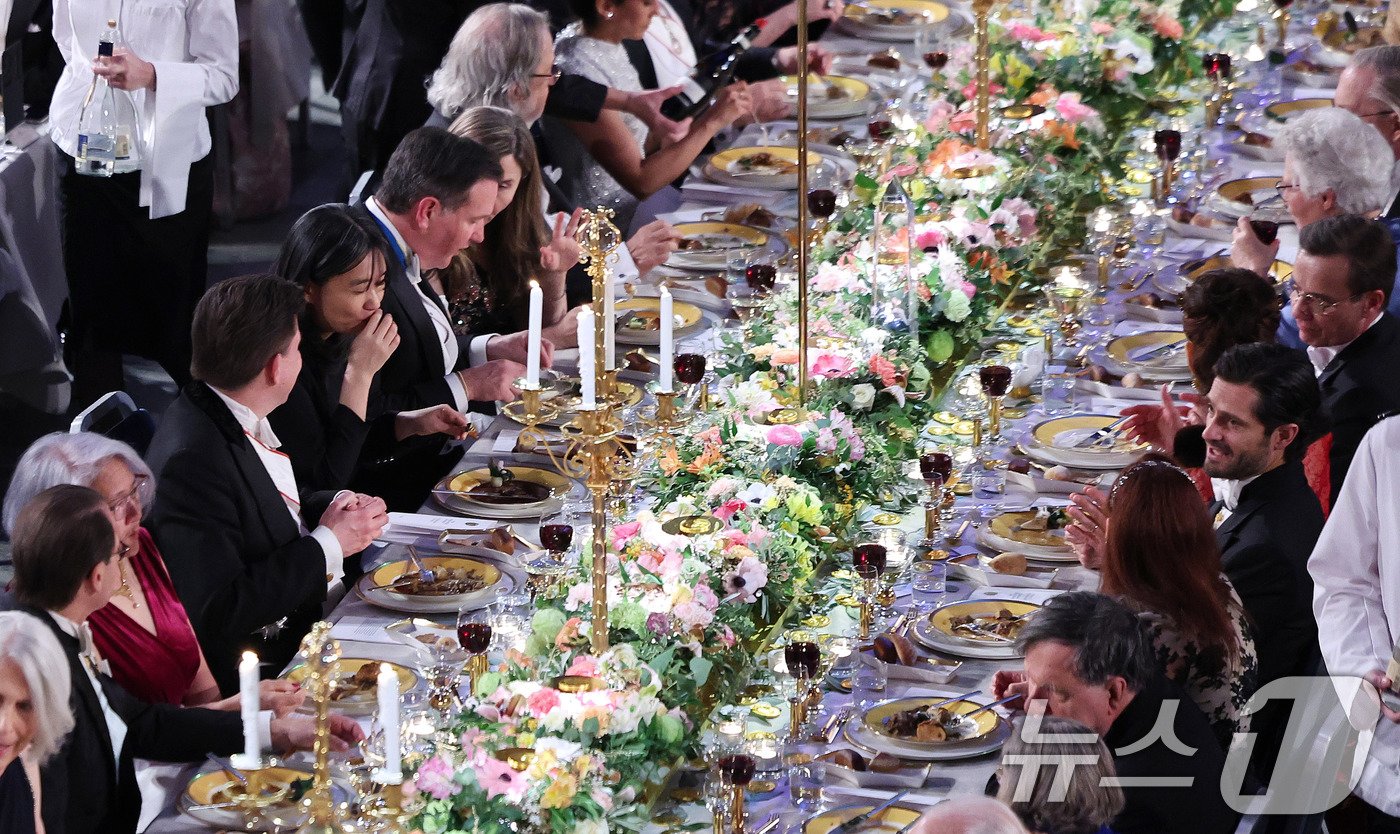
[605,10,614,17]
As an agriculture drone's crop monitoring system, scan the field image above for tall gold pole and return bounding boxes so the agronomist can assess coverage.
[973,0,994,148]
[795,0,811,404]
[295,622,341,833]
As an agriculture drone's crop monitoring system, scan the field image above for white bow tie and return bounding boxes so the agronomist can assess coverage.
[246,418,281,451]
[78,622,111,676]
[1212,478,1243,512]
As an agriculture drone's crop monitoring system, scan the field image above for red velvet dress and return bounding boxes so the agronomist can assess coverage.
[89,528,203,705]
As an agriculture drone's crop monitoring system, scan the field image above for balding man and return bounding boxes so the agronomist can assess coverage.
[1335,46,1400,218]
[907,797,1029,834]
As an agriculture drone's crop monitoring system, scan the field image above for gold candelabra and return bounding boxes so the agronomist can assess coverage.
[506,208,637,654]
[796,0,812,405]
[972,0,996,148]
[294,622,343,834]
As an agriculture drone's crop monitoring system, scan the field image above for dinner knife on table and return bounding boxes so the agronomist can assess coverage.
[831,791,910,834]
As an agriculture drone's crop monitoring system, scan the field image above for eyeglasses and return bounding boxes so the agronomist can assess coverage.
[1355,109,1394,121]
[531,64,563,83]
[1282,278,1367,316]
[1274,180,1300,195]
[105,474,148,515]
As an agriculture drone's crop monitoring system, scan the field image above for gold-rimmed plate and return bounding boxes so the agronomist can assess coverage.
[1153,255,1293,294]
[1023,414,1151,469]
[448,466,572,507]
[706,146,825,189]
[984,510,1072,552]
[804,804,922,834]
[1263,97,1333,121]
[1106,330,1189,371]
[862,696,1000,744]
[928,599,1039,645]
[841,0,950,33]
[283,658,418,715]
[615,297,706,345]
[1214,176,1283,215]
[667,221,770,270]
[180,763,352,831]
[662,514,725,536]
[779,74,872,119]
[368,555,503,605]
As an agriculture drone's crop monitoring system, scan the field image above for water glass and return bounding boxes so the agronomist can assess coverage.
[826,635,857,685]
[1043,372,1077,416]
[973,465,1007,513]
[852,657,888,708]
[789,761,830,812]
[910,560,947,613]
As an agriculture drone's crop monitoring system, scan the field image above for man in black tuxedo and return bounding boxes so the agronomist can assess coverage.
[1198,344,1326,773]
[1334,47,1400,219]
[6,484,361,834]
[1290,216,1400,508]
[147,275,388,694]
[993,592,1238,834]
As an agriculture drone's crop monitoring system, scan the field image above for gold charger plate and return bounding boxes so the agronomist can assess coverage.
[805,804,921,834]
[928,599,1040,644]
[1106,330,1188,368]
[448,466,571,505]
[988,510,1069,550]
[186,766,307,806]
[662,514,724,536]
[670,220,769,254]
[779,74,871,115]
[862,696,1000,744]
[1264,97,1333,121]
[1031,414,1148,454]
[370,555,502,599]
[842,0,950,26]
[616,297,703,331]
[555,379,644,411]
[709,145,825,183]
[283,658,418,712]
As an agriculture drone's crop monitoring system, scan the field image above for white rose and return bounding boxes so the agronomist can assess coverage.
[850,384,877,411]
[945,290,972,323]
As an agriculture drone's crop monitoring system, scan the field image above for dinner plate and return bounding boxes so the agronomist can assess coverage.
[1211,176,1284,218]
[909,612,1024,660]
[179,763,353,831]
[804,804,922,834]
[366,553,503,608]
[503,378,646,430]
[1321,28,1385,59]
[779,74,872,119]
[1105,330,1191,377]
[615,297,706,345]
[356,547,527,614]
[666,221,770,271]
[1263,97,1332,122]
[1152,255,1293,295]
[1020,414,1150,470]
[1229,132,1284,161]
[841,704,1010,760]
[448,465,572,510]
[838,0,951,40]
[863,695,1000,744]
[705,145,825,189]
[977,510,1074,559]
[283,658,418,716]
[927,598,1040,646]
[1283,63,1342,87]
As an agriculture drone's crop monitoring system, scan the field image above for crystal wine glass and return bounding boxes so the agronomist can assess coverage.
[978,364,1013,446]
[455,606,494,697]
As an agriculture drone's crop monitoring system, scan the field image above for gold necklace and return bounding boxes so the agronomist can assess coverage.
[116,557,141,609]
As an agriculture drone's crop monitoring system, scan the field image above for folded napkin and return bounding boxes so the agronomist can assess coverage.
[817,757,932,789]
[382,512,495,542]
[967,586,1065,605]
[859,650,959,686]
[822,786,946,808]
[1006,470,1110,497]
[1011,346,1047,390]
[948,551,1059,589]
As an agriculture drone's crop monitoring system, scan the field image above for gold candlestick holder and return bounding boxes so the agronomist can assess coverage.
[501,381,559,428]
[788,690,809,742]
[728,784,747,834]
[972,0,996,148]
[294,622,344,834]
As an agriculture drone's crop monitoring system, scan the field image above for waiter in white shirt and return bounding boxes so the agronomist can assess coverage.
[1310,415,1400,827]
[51,0,238,410]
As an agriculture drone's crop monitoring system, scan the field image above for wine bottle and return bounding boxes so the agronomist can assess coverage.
[75,20,142,177]
[659,20,764,122]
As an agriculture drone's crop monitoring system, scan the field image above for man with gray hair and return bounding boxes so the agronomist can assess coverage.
[1334,45,1400,218]
[905,797,1028,834]
[1230,106,1400,346]
[991,592,1237,834]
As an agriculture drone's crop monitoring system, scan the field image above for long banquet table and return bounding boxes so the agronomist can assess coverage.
[145,14,1342,833]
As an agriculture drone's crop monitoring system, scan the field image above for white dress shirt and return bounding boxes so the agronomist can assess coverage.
[50,0,239,218]
[209,387,345,586]
[1210,472,1261,527]
[1309,415,1400,815]
[644,0,699,89]
[365,198,496,410]
[1306,312,1384,377]
[49,612,126,771]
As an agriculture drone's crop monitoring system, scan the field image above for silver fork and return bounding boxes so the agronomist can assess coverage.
[406,544,436,585]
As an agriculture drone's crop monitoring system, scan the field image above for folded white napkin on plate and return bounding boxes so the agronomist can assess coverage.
[819,759,932,789]
[858,650,959,685]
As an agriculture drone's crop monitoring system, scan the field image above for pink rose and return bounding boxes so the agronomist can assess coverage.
[713,500,747,523]
[889,161,918,177]
[696,426,722,444]
[766,424,804,446]
[638,547,683,578]
[528,687,561,716]
[961,280,977,299]
[1054,92,1097,125]
[1007,22,1054,42]
[949,111,978,134]
[565,655,600,678]
[961,81,1004,100]
[811,352,855,379]
[673,600,715,631]
[923,99,956,132]
[1091,21,1113,34]
[611,521,642,546]
[692,583,719,609]
[1153,15,1183,39]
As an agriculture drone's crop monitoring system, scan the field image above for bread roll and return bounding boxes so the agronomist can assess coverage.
[989,553,1028,575]
[872,632,917,666]
[868,752,902,773]
[817,749,867,770]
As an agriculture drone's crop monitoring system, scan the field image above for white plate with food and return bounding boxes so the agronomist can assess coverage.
[848,694,1011,761]
[179,763,353,831]
[779,74,872,119]
[976,508,1076,561]
[613,296,708,345]
[283,658,418,716]
[1020,414,1151,470]
[1103,331,1193,382]
[908,598,1039,660]
[705,145,825,189]
[837,0,955,41]
[355,546,526,614]
[666,221,771,271]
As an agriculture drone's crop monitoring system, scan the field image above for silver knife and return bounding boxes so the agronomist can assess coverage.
[1127,339,1187,363]
[1071,416,1130,448]
[831,791,911,834]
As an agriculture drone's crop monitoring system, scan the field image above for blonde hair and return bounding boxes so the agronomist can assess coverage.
[0,612,74,765]
[996,716,1125,834]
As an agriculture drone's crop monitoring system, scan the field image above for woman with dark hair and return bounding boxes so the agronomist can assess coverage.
[1067,457,1259,747]
[441,106,582,344]
[1181,268,1282,392]
[270,204,472,494]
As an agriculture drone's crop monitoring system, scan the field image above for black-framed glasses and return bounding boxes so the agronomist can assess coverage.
[1282,278,1366,316]
[531,64,563,83]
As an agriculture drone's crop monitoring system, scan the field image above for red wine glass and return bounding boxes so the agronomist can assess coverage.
[1249,219,1279,245]
[852,542,888,576]
[1153,129,1182,163]
[675,353,707,386]
[745,262,777,293]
